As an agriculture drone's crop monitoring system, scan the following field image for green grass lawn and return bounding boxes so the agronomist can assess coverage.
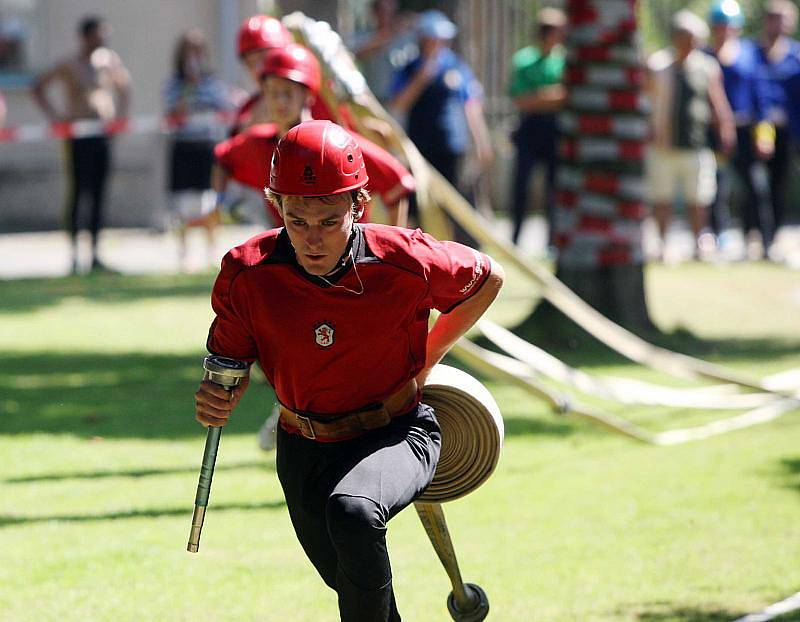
[1,263,799,622]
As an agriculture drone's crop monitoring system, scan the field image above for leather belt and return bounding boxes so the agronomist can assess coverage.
[279,379,419,441]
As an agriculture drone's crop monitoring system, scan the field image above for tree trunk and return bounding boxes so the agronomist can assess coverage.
[515,0,655,346]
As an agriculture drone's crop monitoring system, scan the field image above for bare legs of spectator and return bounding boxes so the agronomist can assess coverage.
[688,203,710,259]
[172,189,219,272]
[653,201,672,262]
[654,201,710,262]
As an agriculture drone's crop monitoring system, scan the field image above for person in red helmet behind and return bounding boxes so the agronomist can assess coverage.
[233,14,293,133]
[232,14,334,134]
[212,43,415,229]
[194,119,504,622]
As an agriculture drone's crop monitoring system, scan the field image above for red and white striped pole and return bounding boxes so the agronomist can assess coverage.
[556,0,648,269]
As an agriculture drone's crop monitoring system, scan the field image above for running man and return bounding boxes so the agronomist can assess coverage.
[194,119,504,622]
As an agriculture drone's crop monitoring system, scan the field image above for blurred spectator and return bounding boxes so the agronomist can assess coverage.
[506,7,566,246]
[647,10,735,261]
[0,14,24,70]
[0,89,6,127]
[705,0,775,257]
[755,0,800,257]
[389,9,492,236]
[231,14,293,134]
[164,29,236,271]
[32,15,131,274]
[351,0,418,107]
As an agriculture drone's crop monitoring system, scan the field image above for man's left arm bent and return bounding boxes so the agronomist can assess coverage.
[417,256,504,386]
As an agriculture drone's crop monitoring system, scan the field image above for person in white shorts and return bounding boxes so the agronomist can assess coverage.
[647,10,736,260]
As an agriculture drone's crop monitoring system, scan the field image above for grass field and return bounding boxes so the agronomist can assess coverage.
[1,261,799,622]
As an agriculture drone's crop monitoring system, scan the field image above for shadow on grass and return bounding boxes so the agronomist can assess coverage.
[0,351,273,439]
[1,350,575,441]
[502,415,575,437]
[0,499,286,527]
[4,460,273,484]
[778,457,800,493]
[0,272,215,315]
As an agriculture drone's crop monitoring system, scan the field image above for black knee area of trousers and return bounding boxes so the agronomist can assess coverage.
[336,569,399,622]
[326,494,390,590]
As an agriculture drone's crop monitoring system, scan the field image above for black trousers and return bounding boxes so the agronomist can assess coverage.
[766,125,792,230]
[711,125,775,247]
[276,404,441,622]
[64,136,111,249]
[510,115,558,245]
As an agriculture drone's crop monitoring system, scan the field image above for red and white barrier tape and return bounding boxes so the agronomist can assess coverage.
[0,110,237,144]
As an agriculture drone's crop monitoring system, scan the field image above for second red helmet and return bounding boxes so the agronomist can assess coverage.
[260,43,321,94]
[269,120,368,196]
[237,15,292,57]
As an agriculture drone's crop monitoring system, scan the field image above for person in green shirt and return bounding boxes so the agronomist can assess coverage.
[507,7,566,246]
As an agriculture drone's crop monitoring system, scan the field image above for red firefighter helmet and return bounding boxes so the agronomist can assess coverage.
[269,120,368,196]
[237,15,292,57]
[260,43,321,94]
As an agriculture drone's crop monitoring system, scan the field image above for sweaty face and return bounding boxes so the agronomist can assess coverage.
[281,194,356,275]
[263,77,308,128]
[242,49,268,84]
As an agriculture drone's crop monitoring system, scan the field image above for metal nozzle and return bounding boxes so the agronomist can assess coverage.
[187,504,207,553]
[203,355,250,390]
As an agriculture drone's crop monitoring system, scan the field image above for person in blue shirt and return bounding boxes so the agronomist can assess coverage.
[755,0,800,255]
[389,9,492,219]
[705,0,776,256]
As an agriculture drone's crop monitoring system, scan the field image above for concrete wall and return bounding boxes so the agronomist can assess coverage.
[0,0,264,232]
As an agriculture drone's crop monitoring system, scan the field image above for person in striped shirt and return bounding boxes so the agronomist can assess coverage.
[163,29,237,271]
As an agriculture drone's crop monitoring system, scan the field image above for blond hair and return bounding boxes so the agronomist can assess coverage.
[264,187,372,218]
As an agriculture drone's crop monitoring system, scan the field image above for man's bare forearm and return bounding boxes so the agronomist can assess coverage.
[512,85,566,114]
[419,258,505,384]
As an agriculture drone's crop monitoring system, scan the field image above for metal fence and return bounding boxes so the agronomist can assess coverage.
[454,0,544,125]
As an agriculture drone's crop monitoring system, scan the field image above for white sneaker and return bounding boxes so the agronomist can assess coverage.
[258,405,281,451]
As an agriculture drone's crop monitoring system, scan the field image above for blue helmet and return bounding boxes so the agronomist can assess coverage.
[417,10,458,40]
[709,0,744,28]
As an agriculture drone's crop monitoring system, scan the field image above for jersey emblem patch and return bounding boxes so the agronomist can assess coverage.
[314,322,335,347]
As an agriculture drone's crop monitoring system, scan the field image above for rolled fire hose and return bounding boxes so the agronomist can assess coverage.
[417,365,504,503]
